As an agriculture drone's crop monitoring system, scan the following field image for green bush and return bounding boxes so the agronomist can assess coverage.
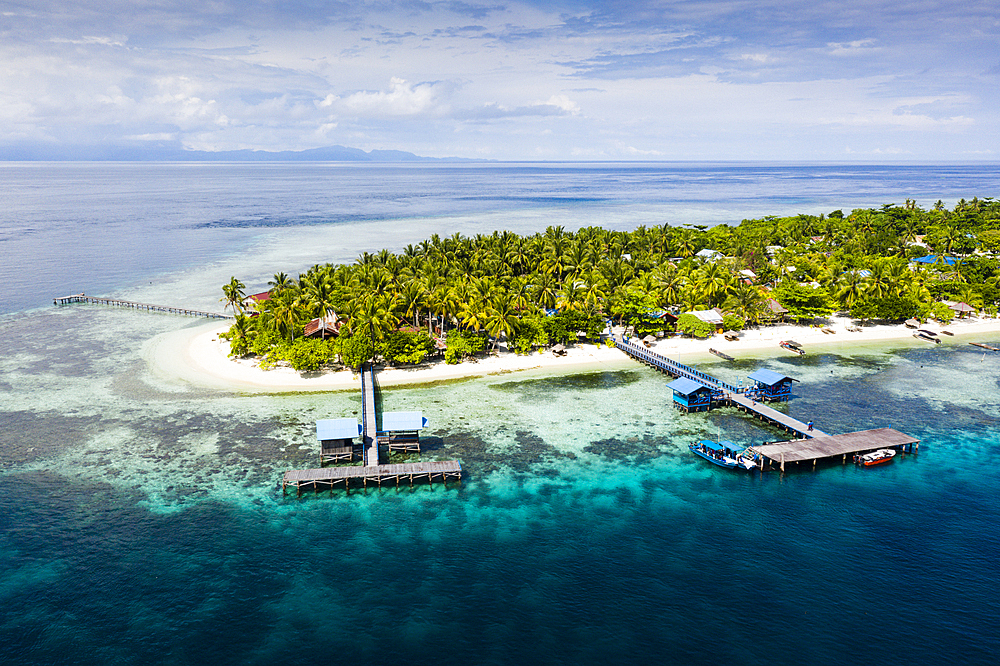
[444,330,486,364]
[275,338,334,372]
[721,313,745,331]
[381,330,434,365]
[676,313,715,338]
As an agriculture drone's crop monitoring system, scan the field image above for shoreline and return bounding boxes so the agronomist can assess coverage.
[145,316,1000,393]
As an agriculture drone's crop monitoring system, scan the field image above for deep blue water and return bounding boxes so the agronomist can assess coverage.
[1,163,999,665]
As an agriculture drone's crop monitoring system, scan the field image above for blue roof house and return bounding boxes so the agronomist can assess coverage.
[667,377,714,413]
[747,369,797,402]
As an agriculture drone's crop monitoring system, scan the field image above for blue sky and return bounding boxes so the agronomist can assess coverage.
[2,1,998,160]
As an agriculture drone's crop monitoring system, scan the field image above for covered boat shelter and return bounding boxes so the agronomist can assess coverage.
[667,377,715,413]
[747,368,797,402]
[317,418,360,464]
[378,411,428,452]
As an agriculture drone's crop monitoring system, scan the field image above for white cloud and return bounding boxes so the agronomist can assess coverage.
[334,78,451,117]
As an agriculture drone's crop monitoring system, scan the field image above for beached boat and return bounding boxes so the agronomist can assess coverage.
[780,340,805,355]
[690,440,756,470]
[904,318,920,329]
[855,448,897,466]
[709,348,734,361]
[822,327,836,334]
[941,330,954,336]
[913,332,940,344]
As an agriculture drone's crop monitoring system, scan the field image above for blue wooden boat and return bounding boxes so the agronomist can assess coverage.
[690,440,756,470]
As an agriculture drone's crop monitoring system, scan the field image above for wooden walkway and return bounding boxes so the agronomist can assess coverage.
[751,428,919,470]
[360,363,379,466]
[54,293,233,319]
[615,336,743,393]
[727,393,825,438]
[282,461,462,494]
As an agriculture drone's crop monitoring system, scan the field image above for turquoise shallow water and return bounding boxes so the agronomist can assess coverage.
[2,163,1000,664]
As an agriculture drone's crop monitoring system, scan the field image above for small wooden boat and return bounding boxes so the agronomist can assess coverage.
[941,330,954,336]
[780,340,805,355]
[904,318,920,329]
[914,332,941,344]
[970,342,999,351]
[709,348,734,361]
[822,327,836,334]
[690,440,756,470]
[917,329,938,337]
[855,448,897,467]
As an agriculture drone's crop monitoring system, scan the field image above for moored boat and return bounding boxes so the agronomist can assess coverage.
[855,448,897,466]
[780,340,805,355]
[914,332,940,343]
[709,347,734,361]
[690,440,757,470]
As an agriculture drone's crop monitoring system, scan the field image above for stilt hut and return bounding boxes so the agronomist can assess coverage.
[746,369,797,402]
[667,377,714,413]
[317,417,361,464]
[379,411,427,453]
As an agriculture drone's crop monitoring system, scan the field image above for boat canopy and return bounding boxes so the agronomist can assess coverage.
[700,440,724,452]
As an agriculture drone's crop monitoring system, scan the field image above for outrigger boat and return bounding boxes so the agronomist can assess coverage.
[690,440,757,470]
[780,340,805,355]
[913,332,941,344]
[855,448,897,466]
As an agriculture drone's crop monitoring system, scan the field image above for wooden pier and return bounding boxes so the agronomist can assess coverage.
[283,461,462,495]
[285,363,461,496]
[751,428,919,471]
[360,363,379,466]
[54,293,233,319]
[726,393,825,438]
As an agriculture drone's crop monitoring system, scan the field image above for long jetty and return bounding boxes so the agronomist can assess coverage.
[54,293,233,319]
[613,333,919,468]
[360,363,379,466]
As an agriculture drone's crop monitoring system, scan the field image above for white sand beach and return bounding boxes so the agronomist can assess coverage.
[146,315,1000,393]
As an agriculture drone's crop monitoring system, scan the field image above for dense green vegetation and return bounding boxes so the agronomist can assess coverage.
[220,197,1000,371]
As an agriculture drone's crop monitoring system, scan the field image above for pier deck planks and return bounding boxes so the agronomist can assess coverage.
[727,394,826,437]
[751,428,918,463]
[54,294,232,319]
[283,460,462,491]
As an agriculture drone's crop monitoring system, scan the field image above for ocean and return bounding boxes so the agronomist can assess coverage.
[1,162,999,665]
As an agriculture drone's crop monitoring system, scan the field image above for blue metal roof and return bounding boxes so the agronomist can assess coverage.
[912,255,957,266]
[381,411,426,431]
[316,418,360,441]
[667,377,710,396]
[748,368,794,386]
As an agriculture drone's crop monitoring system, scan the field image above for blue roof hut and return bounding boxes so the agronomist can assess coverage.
[378,411,428,453]
[316,417,361,464]
[667,377,714,413]
[747,369,797,402]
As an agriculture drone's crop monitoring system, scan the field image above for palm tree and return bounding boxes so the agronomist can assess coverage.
[267,272,294,293]
[484,293,519,351]
[220,277,246,314]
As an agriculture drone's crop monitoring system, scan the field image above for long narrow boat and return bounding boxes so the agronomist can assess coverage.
[970,342,999,351]
[779,340,805,355]
[709,348,734,361]
[914,332,941,344]
[690,440,756,470]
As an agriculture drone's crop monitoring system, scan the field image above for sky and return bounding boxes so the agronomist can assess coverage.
[2,1,999,160]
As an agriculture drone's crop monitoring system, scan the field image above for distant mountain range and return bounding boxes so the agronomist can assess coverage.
[0,143,482,162]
